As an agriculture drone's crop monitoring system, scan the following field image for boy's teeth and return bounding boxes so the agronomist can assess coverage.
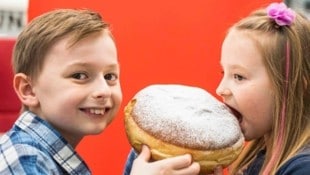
[90,109,104,115]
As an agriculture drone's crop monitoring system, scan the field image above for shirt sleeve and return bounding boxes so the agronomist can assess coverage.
[123,149,138,175]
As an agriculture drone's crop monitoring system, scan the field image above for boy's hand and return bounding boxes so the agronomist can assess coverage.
[130,145,200,175]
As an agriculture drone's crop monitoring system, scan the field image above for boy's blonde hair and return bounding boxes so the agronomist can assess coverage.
[13,9,111,110]
[13,9,110,80]
[229,9,310,175]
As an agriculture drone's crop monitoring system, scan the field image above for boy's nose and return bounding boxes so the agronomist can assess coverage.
[92,80,112,99]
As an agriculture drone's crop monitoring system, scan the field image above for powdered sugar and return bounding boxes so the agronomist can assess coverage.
[131,84,243,150]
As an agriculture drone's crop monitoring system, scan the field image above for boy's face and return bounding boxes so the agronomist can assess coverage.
[30,31,122,146]
[216,30,274,141]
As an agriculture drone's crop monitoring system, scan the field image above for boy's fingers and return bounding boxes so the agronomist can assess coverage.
[159,154,192,169]
[137,145,151,161]
[175,162,200,175]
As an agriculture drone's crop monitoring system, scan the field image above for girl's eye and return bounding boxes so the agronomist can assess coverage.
[72,73,88,80]
[104,73,117,81]
[234,74,244,81]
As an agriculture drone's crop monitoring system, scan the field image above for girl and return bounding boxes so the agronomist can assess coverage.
[216,2,310,175]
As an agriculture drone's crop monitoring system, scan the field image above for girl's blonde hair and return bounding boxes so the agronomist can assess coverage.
[229,8,310,175]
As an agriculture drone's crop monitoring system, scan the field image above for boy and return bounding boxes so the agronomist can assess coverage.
[0,9,122,174]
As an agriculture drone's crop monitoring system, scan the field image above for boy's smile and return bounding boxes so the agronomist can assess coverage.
[81,108,109,115]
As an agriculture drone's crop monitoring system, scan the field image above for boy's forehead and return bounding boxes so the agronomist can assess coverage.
[43,31,117,65]
[47,31,108,54]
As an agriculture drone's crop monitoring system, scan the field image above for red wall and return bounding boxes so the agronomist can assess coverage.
[27,0,279,174]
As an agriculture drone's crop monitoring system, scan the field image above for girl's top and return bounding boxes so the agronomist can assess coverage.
[244,144,310,175]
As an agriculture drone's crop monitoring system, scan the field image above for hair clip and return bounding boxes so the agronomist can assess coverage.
[267,2,296,26]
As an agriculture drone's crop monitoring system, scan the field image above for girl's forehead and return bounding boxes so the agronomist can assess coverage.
[223,30,258,55]
[221,30,265,68]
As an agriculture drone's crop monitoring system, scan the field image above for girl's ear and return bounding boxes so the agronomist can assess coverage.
[13,73,39,108]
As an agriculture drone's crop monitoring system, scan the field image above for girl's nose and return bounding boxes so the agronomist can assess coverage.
[216,80,231,98]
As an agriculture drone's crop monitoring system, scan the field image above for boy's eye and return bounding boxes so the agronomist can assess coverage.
[234,74,244,81]
[72,73,88,80]
[104,73,117,81]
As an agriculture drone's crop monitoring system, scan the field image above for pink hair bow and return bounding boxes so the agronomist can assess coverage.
[267,2,296,26]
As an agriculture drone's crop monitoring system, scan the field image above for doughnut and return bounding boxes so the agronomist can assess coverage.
[124,84,244,174]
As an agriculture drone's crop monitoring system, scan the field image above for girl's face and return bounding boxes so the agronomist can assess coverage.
[30,31,122,147]
[216,29,274,141]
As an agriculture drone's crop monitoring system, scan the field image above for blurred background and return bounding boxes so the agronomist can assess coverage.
[2,0,308,174]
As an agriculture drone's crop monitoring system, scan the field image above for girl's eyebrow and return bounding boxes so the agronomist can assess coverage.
[221,63,245,70]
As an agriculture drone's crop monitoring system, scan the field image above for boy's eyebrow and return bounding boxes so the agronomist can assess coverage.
[67,62,120,69]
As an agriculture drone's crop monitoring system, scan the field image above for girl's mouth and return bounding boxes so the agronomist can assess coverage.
[227,106,243,124]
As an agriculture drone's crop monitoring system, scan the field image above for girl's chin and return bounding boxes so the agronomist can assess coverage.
[243,132,258,142]
[239,123,245,135]
[239,125,251,141]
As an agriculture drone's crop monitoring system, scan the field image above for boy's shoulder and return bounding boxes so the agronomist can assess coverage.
[0,112,50,157]
[0,111,60,152]
[0,128,62,174]
[1,126,42,147]
[0,111,91,175]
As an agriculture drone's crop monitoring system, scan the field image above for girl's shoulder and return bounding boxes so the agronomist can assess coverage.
[276,144,310,175]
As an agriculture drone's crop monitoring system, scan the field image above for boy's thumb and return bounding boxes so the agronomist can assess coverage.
[138,145,151,161]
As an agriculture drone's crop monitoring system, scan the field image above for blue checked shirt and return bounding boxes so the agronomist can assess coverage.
[0,111,91,175]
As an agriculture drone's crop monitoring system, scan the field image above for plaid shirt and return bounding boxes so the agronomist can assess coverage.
[0,111,91,175]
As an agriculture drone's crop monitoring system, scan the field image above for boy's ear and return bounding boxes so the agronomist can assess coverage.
[13,73,39,107]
